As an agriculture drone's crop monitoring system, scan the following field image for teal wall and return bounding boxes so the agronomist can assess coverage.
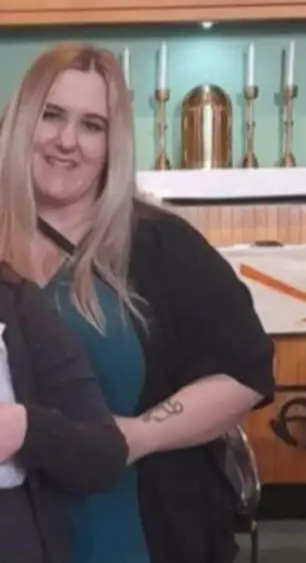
[0,21,306,170]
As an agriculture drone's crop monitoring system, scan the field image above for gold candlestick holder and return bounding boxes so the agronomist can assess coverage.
[154,88,171,170]
[242,85,259,168]
[280,85,298,167]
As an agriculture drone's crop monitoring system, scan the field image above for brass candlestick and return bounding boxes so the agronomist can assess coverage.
[280,85,298,167]
[154,88,171,170]
[242,85,259,168]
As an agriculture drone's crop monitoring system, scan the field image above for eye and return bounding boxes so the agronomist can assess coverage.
[42,109,62,121]
[82,120,105,133]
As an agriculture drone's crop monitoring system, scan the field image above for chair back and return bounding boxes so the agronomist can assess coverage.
[222,425,261,517]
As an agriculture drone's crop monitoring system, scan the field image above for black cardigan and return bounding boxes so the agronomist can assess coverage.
[39,203,274,563]
[130,205,274,563]
[0,265,128,563]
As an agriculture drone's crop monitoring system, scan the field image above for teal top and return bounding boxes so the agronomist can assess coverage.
[44,270,150,563]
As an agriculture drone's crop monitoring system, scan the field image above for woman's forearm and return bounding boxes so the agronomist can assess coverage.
[0,401,127,493]
[116,375,261,464]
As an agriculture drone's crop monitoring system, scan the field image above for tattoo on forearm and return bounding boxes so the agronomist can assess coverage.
[141,399,184,423]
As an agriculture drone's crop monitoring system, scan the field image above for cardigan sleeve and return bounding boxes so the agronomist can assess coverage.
[17,281,128,493]
[156,213,274,404]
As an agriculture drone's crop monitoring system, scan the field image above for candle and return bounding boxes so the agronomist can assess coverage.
[158,42,168,90]
[286,40,295,87]
[122,47,130,89]
[246,42,255,87]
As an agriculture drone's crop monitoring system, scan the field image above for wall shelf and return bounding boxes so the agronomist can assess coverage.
[137,167,306,203]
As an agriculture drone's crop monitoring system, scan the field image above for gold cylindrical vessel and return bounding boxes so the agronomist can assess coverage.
[181,84,232,169]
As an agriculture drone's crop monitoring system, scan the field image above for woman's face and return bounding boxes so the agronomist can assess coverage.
[32,68,108,209]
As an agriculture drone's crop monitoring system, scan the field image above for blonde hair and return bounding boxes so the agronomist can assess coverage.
[0,43,139,331]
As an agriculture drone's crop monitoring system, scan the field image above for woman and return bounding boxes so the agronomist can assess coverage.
[0,43,274,563]
[0,261,128,563]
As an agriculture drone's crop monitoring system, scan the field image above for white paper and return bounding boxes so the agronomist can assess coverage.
[220,245,306,335]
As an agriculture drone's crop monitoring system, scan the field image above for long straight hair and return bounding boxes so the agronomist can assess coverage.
[0,43,140,331]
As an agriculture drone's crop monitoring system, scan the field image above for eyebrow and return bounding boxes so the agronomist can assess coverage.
[45,103,108,126]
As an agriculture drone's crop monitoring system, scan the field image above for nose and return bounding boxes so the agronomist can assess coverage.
[56,121,78,151]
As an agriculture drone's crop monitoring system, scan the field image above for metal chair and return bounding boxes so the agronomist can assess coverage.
[222,425,261,563]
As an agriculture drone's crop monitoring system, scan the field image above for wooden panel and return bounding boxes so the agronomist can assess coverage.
[245,338,306,485]
[169,203,306,247]
[0,0,298,8]
[1,0,306,25]
[168,201,306,484]
[0,0,180,9]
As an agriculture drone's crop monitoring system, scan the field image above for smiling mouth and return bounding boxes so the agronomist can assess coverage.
[45,156,78,169]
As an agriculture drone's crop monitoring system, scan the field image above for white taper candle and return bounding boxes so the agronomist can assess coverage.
[158,42,168,90]
[286,40,295,87]
[246,42,255,87]
[122,47,130,89]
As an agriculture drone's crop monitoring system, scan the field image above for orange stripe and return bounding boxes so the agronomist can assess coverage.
[240,263,306,303]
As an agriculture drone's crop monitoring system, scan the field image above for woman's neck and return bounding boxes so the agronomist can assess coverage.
[38,200,92,245]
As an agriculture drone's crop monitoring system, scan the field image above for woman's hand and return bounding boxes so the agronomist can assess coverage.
[114,415,153,465]
[0,404,27,463]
